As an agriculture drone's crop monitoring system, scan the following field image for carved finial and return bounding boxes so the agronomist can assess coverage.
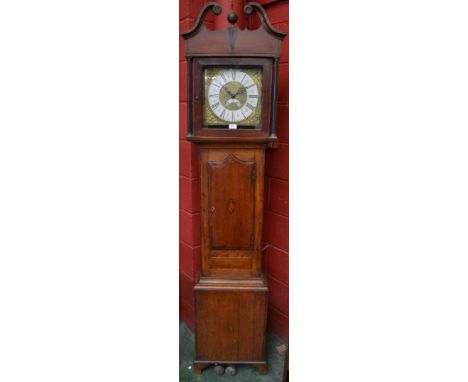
[227,10,238,24]
[243,2,286,39]
[213,4,222,15]
[227,0,238,25]
[181,2,223,39]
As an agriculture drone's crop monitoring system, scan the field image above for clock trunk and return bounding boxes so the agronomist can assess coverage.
[199,144,265,278]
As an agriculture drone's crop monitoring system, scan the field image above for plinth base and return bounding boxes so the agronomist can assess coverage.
[194,277,268,375]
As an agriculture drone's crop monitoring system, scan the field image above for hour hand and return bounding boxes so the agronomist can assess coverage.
[224,88,235,98]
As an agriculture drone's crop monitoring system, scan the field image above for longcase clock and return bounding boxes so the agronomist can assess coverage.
[181,1,286,376]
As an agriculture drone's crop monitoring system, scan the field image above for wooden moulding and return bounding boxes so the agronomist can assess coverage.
[187,136,276,145]
[181,2,286,58]
[195,276,268,291]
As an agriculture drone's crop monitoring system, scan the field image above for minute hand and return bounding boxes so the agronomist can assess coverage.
[233,87,246,97]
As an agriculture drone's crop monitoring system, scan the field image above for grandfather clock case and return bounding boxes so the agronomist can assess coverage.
[181,2,286,375]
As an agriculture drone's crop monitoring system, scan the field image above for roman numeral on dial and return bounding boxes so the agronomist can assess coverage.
[206,69,261,124]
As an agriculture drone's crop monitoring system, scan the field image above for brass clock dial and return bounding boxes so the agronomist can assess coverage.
[204,68,262,127]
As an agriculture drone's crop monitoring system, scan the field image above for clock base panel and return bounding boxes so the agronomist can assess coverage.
[194,278,268,374]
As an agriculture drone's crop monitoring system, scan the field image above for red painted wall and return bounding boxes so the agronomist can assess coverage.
[179,0,289,343]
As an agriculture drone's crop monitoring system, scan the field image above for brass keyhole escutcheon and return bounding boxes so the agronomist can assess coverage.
[211,206,215,213]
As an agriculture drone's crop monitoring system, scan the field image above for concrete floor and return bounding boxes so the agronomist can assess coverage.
[179,323,287,382]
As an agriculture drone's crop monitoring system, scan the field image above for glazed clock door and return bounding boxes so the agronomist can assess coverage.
[203,67,263,128]
[200,148,264,277]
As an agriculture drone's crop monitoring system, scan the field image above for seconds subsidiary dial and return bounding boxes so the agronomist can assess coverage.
[206,69,260,124]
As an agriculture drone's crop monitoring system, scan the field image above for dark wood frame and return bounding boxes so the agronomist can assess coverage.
[191,57,273,140]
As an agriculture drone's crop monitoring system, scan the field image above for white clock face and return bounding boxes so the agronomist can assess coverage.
[207,69,259,123]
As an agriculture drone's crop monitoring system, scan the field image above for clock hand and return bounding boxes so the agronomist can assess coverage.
[223,87,236,98]
[233,86,246,98]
